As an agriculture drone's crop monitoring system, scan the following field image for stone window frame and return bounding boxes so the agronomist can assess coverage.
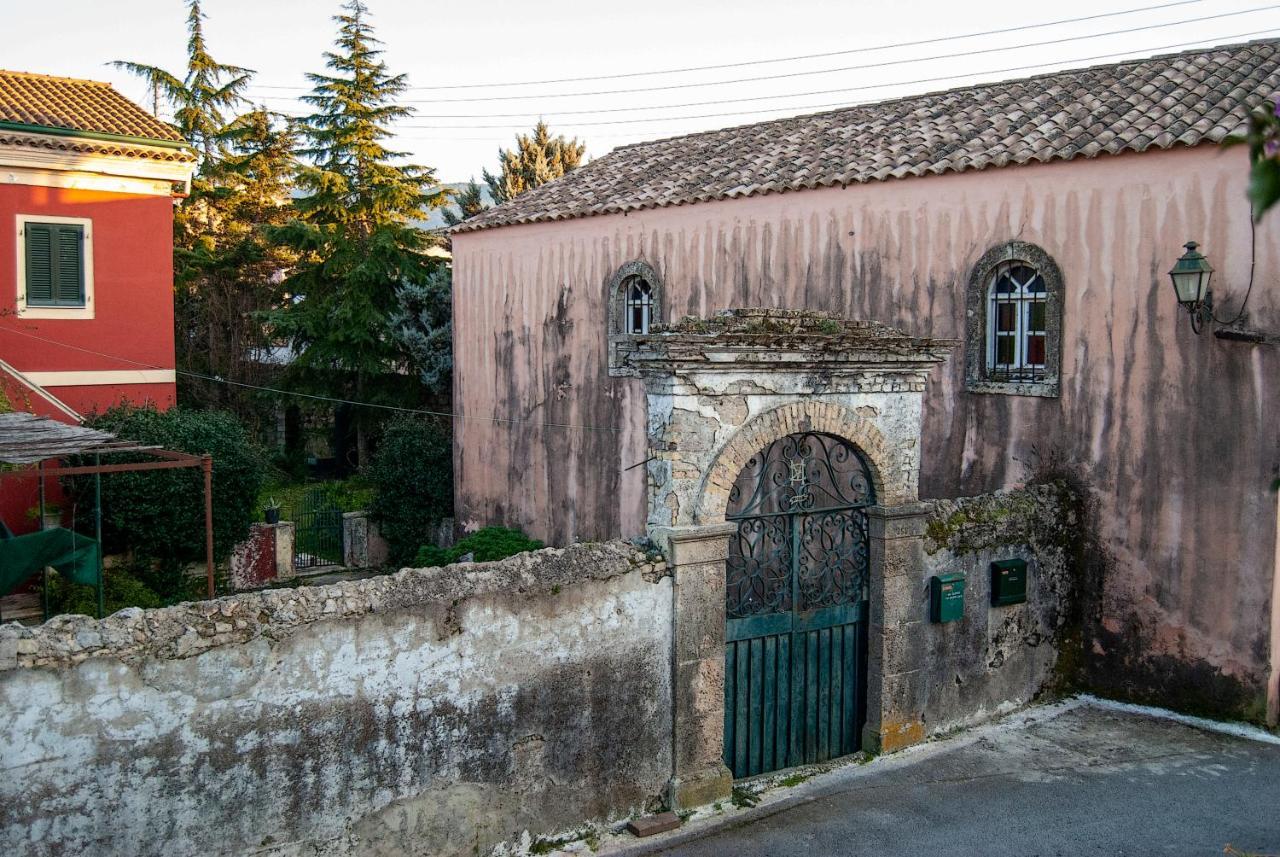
[964,240,1063,398]
[607,260,663,378]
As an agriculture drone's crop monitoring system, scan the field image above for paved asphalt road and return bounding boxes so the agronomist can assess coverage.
[635,703,1280,857]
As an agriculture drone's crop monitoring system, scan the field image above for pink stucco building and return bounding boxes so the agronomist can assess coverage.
[451,41,1280,734]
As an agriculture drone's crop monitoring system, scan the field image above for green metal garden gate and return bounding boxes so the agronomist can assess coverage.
[723,431,873,778]
[290,488,344,569]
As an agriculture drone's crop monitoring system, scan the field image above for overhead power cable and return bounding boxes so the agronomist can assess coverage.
[0,326,624,435]
[370,26,1280,130]
[340,16,1280,120]
[246,0,1204,92]
[246,4,1280,105]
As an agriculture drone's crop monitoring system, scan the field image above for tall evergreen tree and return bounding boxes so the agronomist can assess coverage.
[116,0,295,430]
[483,120,585,204]
[176,109,299,414]
[271,0,447,465]
[441,178,488,226]
[390,267,452,395]
[112,0,252,163]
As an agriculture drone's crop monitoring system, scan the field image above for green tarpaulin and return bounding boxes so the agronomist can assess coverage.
[0,526,101,598]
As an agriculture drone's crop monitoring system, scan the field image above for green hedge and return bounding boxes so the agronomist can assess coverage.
[74,405,265,571]
[414,527,543,567]
[367,415,452,566]
[47,564,164,617]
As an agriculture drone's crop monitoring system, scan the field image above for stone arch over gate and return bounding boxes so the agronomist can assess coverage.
[696,401,904,527]
[617,309,955,811]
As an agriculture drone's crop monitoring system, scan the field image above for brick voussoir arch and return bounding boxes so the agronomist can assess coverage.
[695,401,904,525]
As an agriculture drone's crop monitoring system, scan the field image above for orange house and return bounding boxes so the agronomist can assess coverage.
[0,71,195,529]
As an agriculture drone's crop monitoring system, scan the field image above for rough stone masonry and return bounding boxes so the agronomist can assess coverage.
[0,542,673,857]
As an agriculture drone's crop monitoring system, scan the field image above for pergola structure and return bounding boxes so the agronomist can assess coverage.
[0,412,214,620]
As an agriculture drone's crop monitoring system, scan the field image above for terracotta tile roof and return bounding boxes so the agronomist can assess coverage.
[0,131,197,164]
[0,69,189,150]
[456,39,1280,233]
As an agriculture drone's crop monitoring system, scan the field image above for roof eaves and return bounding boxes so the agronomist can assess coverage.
[0,118,192,152]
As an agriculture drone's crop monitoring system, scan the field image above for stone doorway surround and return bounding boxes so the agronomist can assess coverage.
[622,309,955,809]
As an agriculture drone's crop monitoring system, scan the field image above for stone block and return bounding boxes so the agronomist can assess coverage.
[873,574,928,625]
[627,812,681,838]
[674,566,727,663]
[872,537,927,580]
[862,717,926,754]
[880,668,927,718]
[651,523,737,566]
[867,503,932,540]
[666,764,733,812]
[868,620,927,676]
[0,636,16,671]
[274,521,296,579]
[344,512,390,569]
[674,656,727,773]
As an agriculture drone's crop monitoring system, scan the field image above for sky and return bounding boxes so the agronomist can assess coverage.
[4,0,1280,182]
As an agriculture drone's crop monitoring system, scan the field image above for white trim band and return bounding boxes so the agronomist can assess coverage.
[21,369,176,387]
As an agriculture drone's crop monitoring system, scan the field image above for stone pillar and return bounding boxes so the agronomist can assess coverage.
[652,522,737,811]
[274,521,296,580]
[228,523,278,591]
[864,502,932,754]
[342,512,392,569]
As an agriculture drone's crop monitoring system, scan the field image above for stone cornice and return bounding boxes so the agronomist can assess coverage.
[620,308,957,375]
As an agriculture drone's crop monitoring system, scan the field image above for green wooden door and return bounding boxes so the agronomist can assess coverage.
[723,431,873,778]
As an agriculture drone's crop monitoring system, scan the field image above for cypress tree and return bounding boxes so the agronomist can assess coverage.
[483,120,586,204]
[271,0,448,465]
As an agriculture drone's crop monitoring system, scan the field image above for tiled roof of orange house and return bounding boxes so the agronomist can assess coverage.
[455,39,1280,233]
[0,69,191,155]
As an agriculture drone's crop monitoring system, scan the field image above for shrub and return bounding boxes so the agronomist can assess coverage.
[47,564,165,617]
[414,526,543,567]
[259,477,376,519]
[72,405,266,570]
[366,415,452,566]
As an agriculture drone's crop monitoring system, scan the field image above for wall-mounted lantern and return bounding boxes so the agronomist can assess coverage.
[1168,241,1215,333]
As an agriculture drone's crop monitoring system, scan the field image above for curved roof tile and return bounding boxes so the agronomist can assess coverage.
[456,39,1280,234]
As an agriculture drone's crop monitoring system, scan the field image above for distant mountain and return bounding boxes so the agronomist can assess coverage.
[416,181,495,231]
[290,182,494,232]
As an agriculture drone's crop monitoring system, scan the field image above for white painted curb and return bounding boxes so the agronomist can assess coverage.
[1080,694,1280,746]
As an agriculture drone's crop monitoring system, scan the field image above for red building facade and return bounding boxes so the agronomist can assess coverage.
[0,70,195,529]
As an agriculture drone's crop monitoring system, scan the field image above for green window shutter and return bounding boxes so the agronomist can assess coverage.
[54,225,84,305]
[23,222,84,307]
[24,224,54,305]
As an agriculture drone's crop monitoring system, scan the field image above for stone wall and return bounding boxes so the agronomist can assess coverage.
[921,482,1079,733]
[0,542,673,857]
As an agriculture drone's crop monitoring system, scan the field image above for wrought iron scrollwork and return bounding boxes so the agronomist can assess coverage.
[725,431,875,618]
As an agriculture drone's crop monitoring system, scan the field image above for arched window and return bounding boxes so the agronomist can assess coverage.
[987,262,1047,381]
[624,276,653,335]
[965,241,1062,397]
[606,260,663,377]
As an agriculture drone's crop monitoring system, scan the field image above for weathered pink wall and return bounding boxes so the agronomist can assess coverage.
[452,144,1279,717]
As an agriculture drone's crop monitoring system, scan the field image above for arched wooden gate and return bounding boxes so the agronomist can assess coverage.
[723,431,874,778]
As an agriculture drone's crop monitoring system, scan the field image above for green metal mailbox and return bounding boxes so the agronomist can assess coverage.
[990,559,1028,606]
[930,572,966,623]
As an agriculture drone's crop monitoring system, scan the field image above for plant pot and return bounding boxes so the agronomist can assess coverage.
[264,508,281,525]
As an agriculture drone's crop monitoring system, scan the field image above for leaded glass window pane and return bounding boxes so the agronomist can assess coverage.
[624,277,652,334]
[987,261,1049,382]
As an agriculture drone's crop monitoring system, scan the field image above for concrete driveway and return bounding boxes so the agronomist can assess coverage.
[611,700,1280,857]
